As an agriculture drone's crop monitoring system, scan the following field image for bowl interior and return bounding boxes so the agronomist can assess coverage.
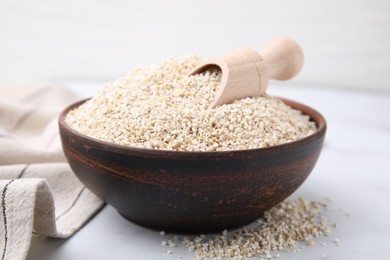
[59,97,326,158]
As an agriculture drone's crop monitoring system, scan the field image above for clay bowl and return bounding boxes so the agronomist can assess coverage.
[59,98,326,233]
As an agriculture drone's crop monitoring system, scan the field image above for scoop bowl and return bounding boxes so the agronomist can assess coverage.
[59,98,326,233]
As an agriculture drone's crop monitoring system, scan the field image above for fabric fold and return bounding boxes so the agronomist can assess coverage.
[0,85,104,260]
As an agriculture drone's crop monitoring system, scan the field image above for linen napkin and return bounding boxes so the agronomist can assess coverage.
[0,85,104,260]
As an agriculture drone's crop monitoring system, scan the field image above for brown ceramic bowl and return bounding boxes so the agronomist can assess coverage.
[59,98,326,233]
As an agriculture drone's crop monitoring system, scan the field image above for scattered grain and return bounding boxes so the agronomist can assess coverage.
[165,249,173,255]
[182,198,331,259]
[168,240,177,248]
[306,239,315,246]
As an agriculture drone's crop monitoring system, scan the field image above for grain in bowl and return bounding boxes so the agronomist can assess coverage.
[60,54,329,258]
[65,56,316,151]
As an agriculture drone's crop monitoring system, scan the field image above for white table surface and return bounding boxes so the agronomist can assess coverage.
[25,82,390,260]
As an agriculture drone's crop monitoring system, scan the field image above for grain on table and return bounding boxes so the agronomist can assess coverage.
[181,198,331,259]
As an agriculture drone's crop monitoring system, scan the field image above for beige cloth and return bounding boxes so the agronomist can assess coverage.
[0,86,104,260]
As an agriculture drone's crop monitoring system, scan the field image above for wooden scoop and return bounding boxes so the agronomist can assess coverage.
[189,37,304,108]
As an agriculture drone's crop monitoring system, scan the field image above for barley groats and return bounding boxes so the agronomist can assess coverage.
[65,56,316,151]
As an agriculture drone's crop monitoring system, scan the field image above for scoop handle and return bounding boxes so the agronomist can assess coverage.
[259,37,304,81]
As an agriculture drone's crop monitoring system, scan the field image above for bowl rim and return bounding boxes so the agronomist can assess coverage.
[59,97,326,159]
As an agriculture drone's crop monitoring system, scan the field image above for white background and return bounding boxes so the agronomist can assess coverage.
[1,0,390,92]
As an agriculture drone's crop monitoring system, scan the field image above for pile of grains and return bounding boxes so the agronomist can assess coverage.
[65,56,316,151]
[160,198,332,259]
